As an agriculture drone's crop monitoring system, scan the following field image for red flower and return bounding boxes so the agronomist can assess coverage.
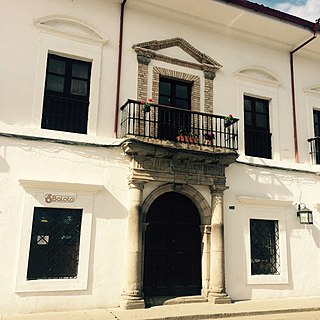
[141,100,145,104]
[147,98,152,102]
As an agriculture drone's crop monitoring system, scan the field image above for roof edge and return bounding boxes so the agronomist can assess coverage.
[214,0,316,32]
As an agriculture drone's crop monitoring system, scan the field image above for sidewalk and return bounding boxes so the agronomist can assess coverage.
[3,296,320,320]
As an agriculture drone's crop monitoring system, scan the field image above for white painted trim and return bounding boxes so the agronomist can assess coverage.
[235,75,280,161]
[241,204,289,285]
[19,179,104,192]
[237,196,292,207]
[34,15,108,45]
[31,29,103,137]
[234,66,281,88]
[15,181,103,292]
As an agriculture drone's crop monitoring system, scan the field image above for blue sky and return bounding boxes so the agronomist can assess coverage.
[255,0,320,21]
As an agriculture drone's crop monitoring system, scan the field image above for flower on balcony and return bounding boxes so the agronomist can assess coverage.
[141,98,152,112]
[224,113,235,127]
[204,132,215,140]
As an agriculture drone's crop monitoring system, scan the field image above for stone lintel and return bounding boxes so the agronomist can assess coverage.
[122,139,237,187]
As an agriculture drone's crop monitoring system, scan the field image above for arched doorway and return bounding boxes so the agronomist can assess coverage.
[143,192,201,297]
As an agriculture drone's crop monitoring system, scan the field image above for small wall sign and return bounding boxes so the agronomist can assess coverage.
[45,193,76,204]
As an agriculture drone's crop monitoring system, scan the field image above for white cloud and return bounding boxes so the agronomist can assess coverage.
[275,0,320,22]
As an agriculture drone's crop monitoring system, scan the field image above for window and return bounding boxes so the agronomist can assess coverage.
[158,77,192,140]
[244,96,272,159]
[312,110,320,164]
[41,54,92,134]
[27,207,82,280]
[250,219,280,275]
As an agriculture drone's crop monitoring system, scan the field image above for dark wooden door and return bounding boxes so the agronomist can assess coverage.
[158,77,192,140]
[143,192,201,297]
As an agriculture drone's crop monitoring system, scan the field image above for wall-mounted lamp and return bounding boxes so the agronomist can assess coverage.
[297,204,313,224]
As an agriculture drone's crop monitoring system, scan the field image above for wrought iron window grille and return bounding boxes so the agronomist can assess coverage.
[250,219,280,275]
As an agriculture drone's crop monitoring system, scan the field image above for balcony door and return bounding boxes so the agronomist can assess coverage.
[158,77,192,140]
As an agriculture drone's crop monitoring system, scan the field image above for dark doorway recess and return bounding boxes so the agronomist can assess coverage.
[143,192,201,297]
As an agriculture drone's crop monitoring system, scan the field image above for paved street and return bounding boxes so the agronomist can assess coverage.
[213,311,320,320]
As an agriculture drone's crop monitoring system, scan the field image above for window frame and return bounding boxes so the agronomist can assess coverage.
[41,54,92,134]
[250,218,280,276]
[16,180,103,293]
[238,196,289,285]
[27,207,83,280]
[244,95,272,159]
[32,33,102,138]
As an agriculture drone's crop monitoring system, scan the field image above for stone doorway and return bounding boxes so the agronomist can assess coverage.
[143,192,201,297]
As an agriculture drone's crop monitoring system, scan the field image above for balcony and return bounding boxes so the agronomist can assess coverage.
[120,99,239,152]
[308,137,320,164]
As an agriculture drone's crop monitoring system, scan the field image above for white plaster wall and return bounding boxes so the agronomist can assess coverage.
[120,3,320,168]
[0,0,120,138]
[0,136,130,314]
[2,0,320,311]
[224,163,320,300]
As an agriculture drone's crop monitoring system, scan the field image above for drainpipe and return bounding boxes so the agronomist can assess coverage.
[290,19,319,163]
[114,0,128,138]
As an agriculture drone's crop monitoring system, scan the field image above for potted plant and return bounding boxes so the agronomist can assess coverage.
[177,127,189,142]
[188,132,198,144]
[204,132,215,145]
[140,98,152,112]
[224,113,235,127]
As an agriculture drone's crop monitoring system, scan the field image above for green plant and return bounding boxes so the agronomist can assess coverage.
[178,127,187,135]
[141,98,152,112]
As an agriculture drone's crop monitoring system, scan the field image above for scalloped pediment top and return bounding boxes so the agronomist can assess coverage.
[305,85,320,96]
[34,15,108,45]
[132,37,222,70]
[234,66,281,87]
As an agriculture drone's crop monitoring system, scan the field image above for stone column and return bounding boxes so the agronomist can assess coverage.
[120,181,145,309]
[208,186,231,304]
[200,225,211,297]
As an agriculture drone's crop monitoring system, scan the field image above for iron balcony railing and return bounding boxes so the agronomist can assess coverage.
[120,99,239,151]
[308,137,320,165]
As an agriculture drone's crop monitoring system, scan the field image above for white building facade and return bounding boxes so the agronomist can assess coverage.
[1,0,320,315]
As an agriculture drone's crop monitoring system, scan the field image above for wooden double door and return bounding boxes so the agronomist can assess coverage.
[143,192,201,297]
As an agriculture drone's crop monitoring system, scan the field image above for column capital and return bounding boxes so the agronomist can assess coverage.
[203,70,216,80]
[137,54,151,65]
[128,180,146,191]
[200,224,211,234]
[209,185,228,195]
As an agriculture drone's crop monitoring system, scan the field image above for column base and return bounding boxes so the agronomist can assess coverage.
[208,293,231,304]
[120,295,145,309]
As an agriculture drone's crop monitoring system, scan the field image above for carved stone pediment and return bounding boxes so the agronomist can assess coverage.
[132,37,222,72]
[122,139,237,187]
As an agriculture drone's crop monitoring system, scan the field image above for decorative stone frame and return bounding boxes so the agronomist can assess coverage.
[133,37,222,114]
[152,67,201,112]
[141,183,211,298]
[142,183,211,224]
[120,140,238,308]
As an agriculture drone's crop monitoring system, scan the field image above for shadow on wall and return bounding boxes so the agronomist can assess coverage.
[0,156,9,172]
